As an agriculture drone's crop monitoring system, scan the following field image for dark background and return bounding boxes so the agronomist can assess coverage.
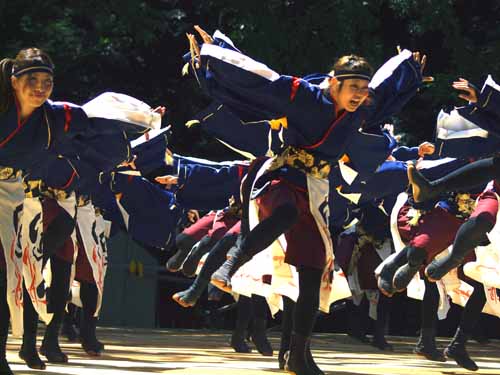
[3,0,500,338]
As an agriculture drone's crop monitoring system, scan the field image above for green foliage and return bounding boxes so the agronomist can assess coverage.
[1,0,499,155]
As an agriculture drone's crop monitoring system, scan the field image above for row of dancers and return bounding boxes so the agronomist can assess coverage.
[1,24,499,375]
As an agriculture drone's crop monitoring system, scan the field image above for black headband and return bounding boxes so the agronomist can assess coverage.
[334,70,371,81]
[12,60,54,77]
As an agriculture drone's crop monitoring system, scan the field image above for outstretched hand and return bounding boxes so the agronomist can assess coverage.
[186,26,213,68]
[397,46,433,83]
[417,141,435,157]
[155,175,178,189]
[452,78,478,103]
[153,106,167,117]
[194,25,213,44]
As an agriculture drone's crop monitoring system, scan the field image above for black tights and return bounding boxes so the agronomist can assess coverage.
[432,156,500,192]
[293,267,322,337]
[42,208,75,261]
[44,256,72,345]
[452,214,495,261]
[460,280,486,335]
[0,270,9,358]
[199,234,237,280]
[240,203,298,258]
[421,279,439,330]
[22,282,40,351]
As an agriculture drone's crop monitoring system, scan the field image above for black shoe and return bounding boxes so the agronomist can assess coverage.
[62,320,80,342]
[19,347,47,369]
[284,333,317,375]
[172,277,209,308]
[182,244,210,278]
[40,340,68,363]
[444,345,478,371]
[305,339,324,375]
[230,333,252,353]
[166,247,192,272]
[425,254,464,282]
[211,247,251,293]
[413,328,446,362]
[0,357,13,375]
[251,319,273,356]
[445,328,478,371]
[408,163,440,203]
[81,338,104,357]
[347,332,370,344]
[376,251,408,297]
[371,336,394,351]
[393,263,420,292]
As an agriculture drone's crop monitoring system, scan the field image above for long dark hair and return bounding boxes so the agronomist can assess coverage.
[0,48,54,114]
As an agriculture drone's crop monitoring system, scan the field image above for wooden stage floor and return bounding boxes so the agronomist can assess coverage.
[5,328,500,374]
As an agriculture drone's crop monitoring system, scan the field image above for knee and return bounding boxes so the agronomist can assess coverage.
[407,246,426,265]
[275,203,299,227]
[472,212,496,233]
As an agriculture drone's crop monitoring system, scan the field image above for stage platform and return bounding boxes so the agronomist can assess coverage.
[5,328,500,374]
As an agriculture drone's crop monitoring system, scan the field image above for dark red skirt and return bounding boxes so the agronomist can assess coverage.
[257,180,325,270]
[75,238,95,284]
[42,198,75,264]
[182,211,217,241]
[397,204,464,264]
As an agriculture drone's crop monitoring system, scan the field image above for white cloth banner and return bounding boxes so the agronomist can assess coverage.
[0,177,25,336]
[82,92,161,131]
[20,197,53,326]
[75,203,108,316]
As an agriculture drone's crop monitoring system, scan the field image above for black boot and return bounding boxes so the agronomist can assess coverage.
[444,328,478,371]
[40,319,69,363]
[279,336,291,370]
[80,315,104,356]
[251,318,273,356]
[166,234,198,272]
[230,330,252,353]
[413,328,446,362]
[393,247,426,292]
[19,286,46,370]
[284,333,316,375]
[211,245,251,292]
[376,250,408,297]
[407,163,444,203]
[172,276,209,308]
[61,307,79,342]
[305,337,324,375]
[0,334,13,375]
[371,294,393,351]
[279,298,294,370]
[19,336,46,370]
[181,236,213,277]
[0,357,13,375]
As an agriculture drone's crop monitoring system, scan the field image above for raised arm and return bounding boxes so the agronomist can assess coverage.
[364,49,427,127]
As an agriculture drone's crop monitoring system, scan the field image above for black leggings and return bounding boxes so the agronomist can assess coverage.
[80,281,98,321]
[421,279,439,330]
[0,270,9,358]
[293,267,322,337]
[240,203,298,258]
[431,156,500,192]
[199,234,238,280]
[451,215,495,260]
[42,208,75,261]
[460,280,486,335]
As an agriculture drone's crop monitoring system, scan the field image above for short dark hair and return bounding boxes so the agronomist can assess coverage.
[0,48,54,113]
[331,55,373,81]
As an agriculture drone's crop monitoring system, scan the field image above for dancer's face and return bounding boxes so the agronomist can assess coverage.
[329,78,369,112]
[11,72,53,110]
